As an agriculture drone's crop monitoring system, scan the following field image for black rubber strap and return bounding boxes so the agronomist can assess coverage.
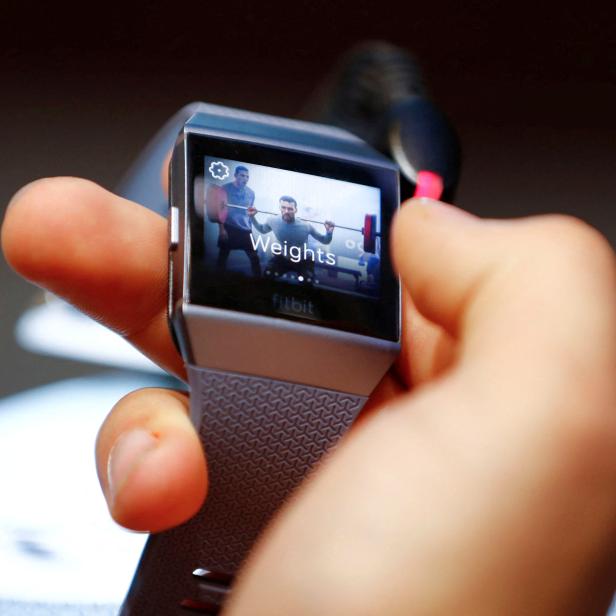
[120,366,366,615]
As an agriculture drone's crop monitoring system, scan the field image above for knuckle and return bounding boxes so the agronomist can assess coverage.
[535,214,616,275]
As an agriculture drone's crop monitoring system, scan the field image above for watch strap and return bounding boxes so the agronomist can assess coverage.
[120,366,366,615]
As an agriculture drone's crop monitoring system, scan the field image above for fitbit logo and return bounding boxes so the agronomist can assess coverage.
[272,294,319,319]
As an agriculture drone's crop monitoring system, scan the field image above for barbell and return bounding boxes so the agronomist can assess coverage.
[205,184,380,253]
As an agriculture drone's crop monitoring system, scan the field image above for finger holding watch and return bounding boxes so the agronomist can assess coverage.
[1,177,210,534]
[226,202,616,616]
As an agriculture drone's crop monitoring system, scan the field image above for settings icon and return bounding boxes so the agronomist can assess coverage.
[209,161,230,181]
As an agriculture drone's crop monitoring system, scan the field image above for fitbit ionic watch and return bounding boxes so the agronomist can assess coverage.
[119,102,401,615]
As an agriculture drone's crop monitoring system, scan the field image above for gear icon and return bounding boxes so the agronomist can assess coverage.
[209,161,230,181]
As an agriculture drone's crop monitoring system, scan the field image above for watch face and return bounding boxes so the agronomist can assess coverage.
[185,133,399,341]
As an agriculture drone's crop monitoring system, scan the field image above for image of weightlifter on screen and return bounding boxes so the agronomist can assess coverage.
[215,165,261,277]
[248,196,335,284]
[203,155,381,298]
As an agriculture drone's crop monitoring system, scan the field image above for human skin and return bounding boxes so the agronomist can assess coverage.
[2,177,616,614]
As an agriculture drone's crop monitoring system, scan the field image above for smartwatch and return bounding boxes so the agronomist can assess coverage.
[119,102,400,615]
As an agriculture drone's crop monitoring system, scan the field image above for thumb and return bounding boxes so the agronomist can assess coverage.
[392,198,614,372]
[392,198,501,340]
[96,388,207,532]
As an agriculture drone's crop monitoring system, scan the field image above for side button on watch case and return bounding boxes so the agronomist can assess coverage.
[170,206,180,250]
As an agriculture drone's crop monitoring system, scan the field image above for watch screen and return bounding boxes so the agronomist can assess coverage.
[203,156,382,297]
[186,134,399,341]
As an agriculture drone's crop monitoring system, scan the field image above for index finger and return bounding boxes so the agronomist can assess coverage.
[1,176,184,377]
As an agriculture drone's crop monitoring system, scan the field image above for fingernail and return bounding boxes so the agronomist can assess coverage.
[107,428,158,507]
[408,197,478,222]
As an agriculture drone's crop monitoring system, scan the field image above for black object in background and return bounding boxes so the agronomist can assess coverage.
[303,42,461,202]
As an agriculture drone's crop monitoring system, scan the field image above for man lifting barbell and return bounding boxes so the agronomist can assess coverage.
[208,186,380,255]
[215,166,261,277]
[248,196,335,283]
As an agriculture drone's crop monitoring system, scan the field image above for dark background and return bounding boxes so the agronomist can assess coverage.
[1,1,615,396]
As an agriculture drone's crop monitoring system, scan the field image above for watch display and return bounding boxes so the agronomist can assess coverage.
[186,134,399,341]
[203,155,381,296]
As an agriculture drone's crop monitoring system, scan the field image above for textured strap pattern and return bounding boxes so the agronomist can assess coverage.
[120,367,366,615]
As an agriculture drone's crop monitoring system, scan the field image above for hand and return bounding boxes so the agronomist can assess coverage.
[247,206,257,217]
[324,220,335,232]
[2,180,616,615]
